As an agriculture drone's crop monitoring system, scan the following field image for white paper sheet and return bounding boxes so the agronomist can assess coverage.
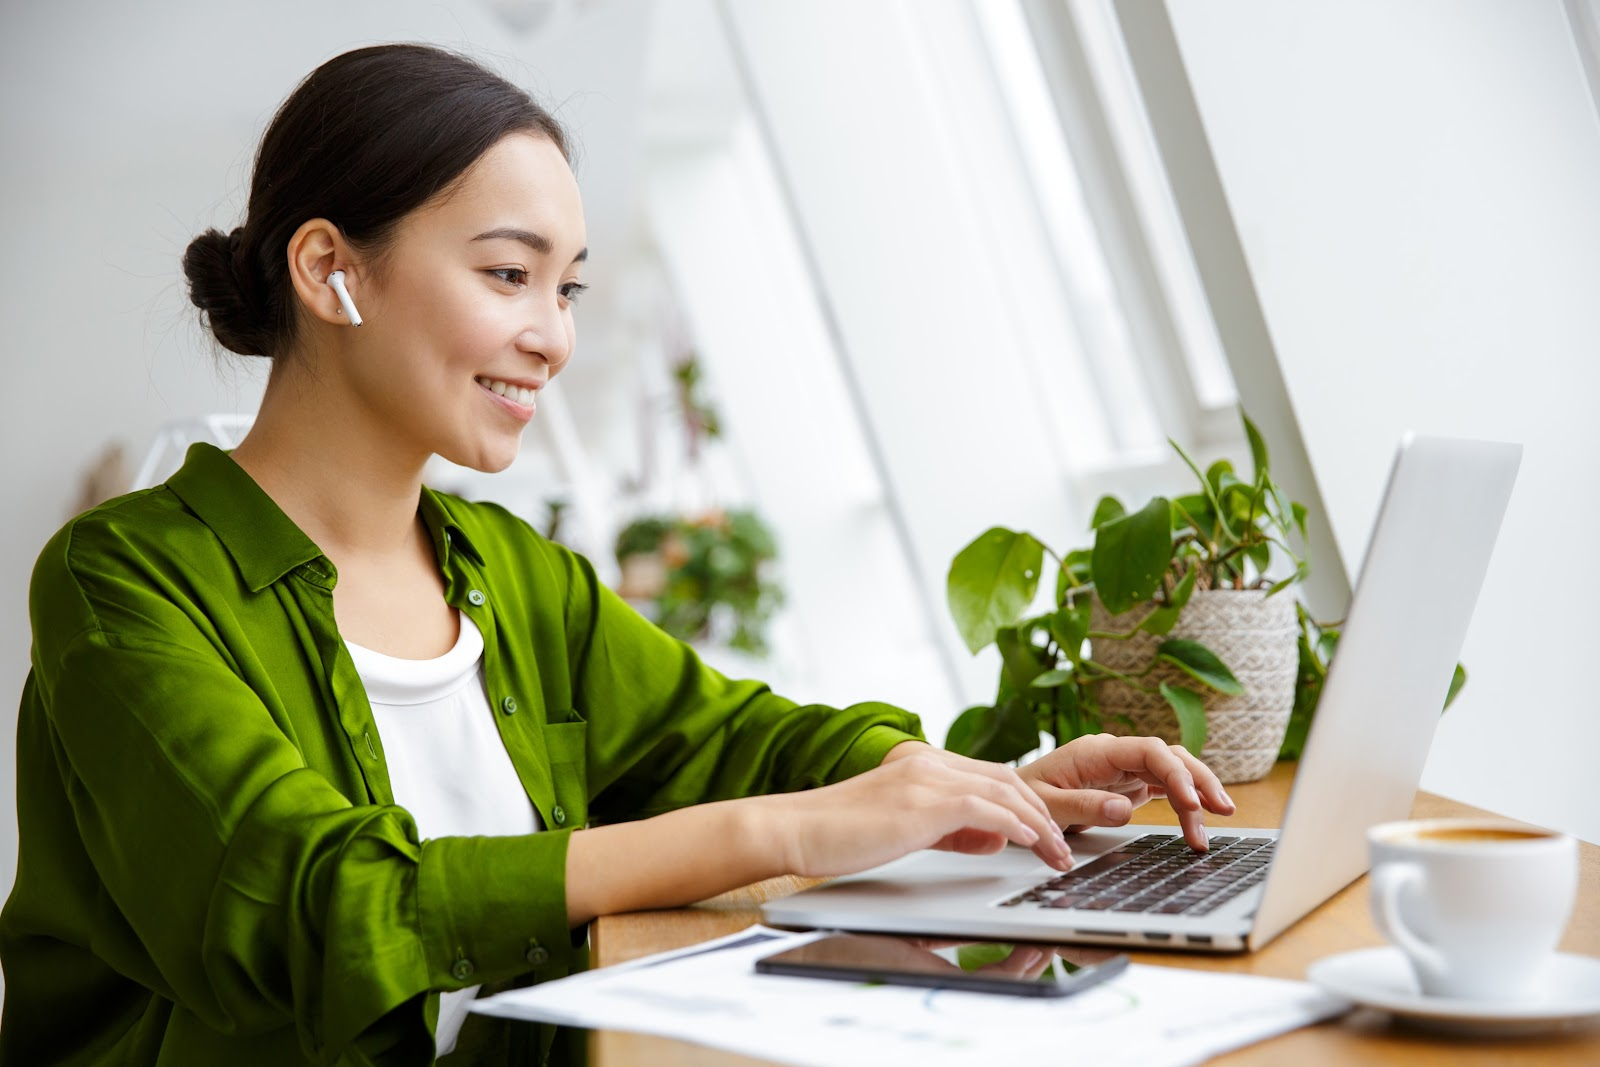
[472,926,1349,1066]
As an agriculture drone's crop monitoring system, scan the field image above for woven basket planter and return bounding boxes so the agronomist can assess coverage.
[1088,589,1297,783]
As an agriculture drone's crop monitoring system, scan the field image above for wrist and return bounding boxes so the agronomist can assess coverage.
[738,792,802,878]
[880,739,932,765]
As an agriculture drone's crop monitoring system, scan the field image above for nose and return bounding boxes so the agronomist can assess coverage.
[514,304,573,372]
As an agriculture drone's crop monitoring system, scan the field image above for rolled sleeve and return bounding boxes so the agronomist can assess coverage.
[416,830,575,993]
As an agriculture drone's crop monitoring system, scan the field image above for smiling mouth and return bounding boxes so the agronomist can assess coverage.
[475,375,540,406]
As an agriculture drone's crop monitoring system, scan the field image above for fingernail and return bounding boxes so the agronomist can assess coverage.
[1222,790,1235,808]
[1201,826,1210,849]
[1102,797,1130,822]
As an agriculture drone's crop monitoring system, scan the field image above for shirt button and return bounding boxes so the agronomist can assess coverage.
[552,805,566,826]
[501,695,518,715]
[451,958,475,982]
[526,942,550,966]
[467,589,486,606]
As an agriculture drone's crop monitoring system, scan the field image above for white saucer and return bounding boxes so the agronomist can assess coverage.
[1307,947,1600,1036]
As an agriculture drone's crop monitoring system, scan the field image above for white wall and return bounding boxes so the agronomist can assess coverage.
[1152,0,1600,843]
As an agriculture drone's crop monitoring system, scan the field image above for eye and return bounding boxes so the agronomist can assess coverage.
[559,282,590,304]
[488,267,528,287]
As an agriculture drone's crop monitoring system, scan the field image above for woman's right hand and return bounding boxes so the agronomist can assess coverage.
[765,752,1075,878]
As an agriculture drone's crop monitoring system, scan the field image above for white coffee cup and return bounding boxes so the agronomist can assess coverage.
[1367,818,1577,1001]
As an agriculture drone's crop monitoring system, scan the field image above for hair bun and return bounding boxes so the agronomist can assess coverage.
[182,226,270,357]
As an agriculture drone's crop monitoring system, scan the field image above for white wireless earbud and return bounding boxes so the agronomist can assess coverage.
[327,270,363,327]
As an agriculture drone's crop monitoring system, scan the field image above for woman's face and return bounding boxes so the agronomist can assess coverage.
[340,132,587,473]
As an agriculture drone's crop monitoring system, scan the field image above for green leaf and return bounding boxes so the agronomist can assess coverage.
[1171,493,1215,535]
[1031,668,1073,688]
[1156,638,1245,695]
[1205,460,1235,497]
[945,705,990,756]
[1444,663,1467,710]
[1281,609,1341,760]
[1090,496,1126,530]
[1242,408,1270,480]
[1291,501,1309,540]
[1138,565,1198,636]
[1052,681,1084,746]
[947,528,1044,654]
[1091,497,1173,615]
[1160,683,1208,753]
[955,943,1017,972]
[996,625,1051,693]
[1048,599,1092,663]
[1266,558,1311,597]
[1169,564,1199,611]
[1268,482,1296,535]
[950,697,1040,763]
[1220,479,1256,529]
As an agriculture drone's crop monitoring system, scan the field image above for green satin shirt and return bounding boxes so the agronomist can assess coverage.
[0,443,922,1065]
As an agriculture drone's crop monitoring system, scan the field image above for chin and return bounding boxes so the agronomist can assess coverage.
[443,437,523,475]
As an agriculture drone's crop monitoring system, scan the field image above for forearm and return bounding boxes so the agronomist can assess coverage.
[564,795,790,926]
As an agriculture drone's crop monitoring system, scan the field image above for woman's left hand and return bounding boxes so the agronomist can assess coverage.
[1016,734,1235,850]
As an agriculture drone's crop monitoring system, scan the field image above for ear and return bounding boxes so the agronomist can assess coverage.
[285,219,359,327]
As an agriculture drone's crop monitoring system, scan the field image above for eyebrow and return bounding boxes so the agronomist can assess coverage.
[472,227,588,263]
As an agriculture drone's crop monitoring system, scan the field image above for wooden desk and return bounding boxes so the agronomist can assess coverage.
[590,763,1600,1065]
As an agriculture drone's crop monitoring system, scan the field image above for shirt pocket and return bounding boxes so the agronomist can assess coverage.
[542,716,588,830]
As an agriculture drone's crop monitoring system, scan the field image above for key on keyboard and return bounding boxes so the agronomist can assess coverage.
[996,833,1275,917]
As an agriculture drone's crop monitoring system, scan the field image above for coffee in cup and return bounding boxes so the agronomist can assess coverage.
[1367,818,1577,1001]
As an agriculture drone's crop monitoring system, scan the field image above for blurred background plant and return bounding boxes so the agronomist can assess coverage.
[611,348,785,654]
[614,508,782,653]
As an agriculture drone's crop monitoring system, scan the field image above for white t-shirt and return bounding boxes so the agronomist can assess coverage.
[345,611,540,1056]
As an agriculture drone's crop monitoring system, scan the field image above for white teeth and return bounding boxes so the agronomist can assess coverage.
[478,376,536,406]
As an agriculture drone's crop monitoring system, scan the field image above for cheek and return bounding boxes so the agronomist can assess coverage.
[409,283,511,372]
[443,313,508,371]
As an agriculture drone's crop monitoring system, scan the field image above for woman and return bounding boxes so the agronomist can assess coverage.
[0,44,1232,1065]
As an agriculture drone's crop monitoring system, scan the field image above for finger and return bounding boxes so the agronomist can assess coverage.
[1168,745,1235,815]
[935,827,1011,855]
[1028,782,1138,831]
[1093,738,1216,850]
[1103,738,1204,813]
[943,794,1045,853]
[942,770,1072,868]
[951,756,1055,826]
[986,945,1047,977]
[1177,802,1209,852]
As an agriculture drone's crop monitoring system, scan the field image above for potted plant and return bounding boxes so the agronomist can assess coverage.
[944,409,1311,782]
[945,409,1468,781]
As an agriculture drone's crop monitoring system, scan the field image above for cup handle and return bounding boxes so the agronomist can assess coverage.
[1370,862,1446,978]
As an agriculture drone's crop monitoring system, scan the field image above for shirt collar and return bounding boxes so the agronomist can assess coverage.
[166,443,486,593]
[419,484,487,571]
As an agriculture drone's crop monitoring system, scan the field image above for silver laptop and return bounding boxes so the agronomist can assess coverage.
[764,435,1521,953]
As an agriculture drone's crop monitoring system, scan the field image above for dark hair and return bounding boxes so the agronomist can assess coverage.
[183,44,568,359]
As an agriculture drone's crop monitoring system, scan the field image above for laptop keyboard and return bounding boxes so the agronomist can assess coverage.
[997,833,1275,916]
